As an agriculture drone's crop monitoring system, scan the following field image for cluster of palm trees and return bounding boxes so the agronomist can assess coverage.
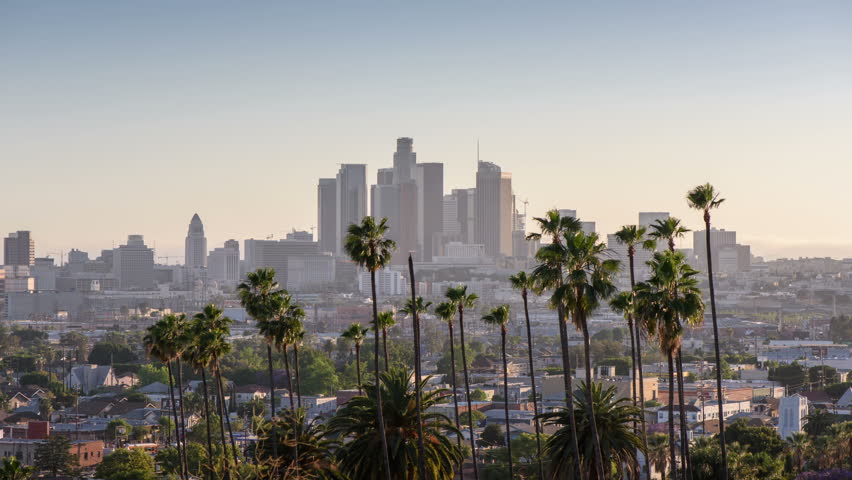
[143,305,240,480]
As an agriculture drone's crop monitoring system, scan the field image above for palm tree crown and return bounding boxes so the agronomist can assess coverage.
[687,183,725,222]
[343,216,396,273]
[649,217,690,252]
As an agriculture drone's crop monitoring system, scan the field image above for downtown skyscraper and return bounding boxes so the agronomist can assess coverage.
[475,160,513,257]
[184,213,207,269]
[317,164,367,257]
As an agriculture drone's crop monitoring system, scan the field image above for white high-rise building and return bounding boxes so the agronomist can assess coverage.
[778,394,809,440]
[475,161,513,257]
[335,164,367,256]
[317,178,337,255]
[208,240,240,289]
[185,213,207,269]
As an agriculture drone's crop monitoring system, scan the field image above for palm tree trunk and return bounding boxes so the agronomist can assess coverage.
[294,343,302,409]
[675,350,692,480]
[408,255,427,480]
[265,344,278,462]
[581,316,605,480]
[704,216,728,480]
[175,358,190,480]
[370,270,393,480]
[165,361,187,480]
[521,291,544,480]
[212,364,232,480]
[200,368,215,480]
[458,305,480,480]
[283,344,295,410]
[629,253,652,480]
[558,302,583,480]
[382,328,390,372]
[216,362,239,471]
[500,326,514,479]
[628,317,640,479]
[448,320,462,452]
[667,353,678,480]
[355,344,363,395]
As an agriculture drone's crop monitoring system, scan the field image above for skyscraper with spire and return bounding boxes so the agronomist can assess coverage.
[185,213,207,268]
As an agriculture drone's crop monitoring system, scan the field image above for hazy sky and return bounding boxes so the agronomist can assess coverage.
[2,1,851,261]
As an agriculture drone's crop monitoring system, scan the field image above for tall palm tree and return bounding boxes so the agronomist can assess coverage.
[614,224,657,478]
[144,314,188,480]
[401,258,432,480]
[559,231,620,479]
[446,284,480,480]
[194,304,239,471]
[376,310,396,371]
[646,433,670,480]
[269,293,296,410]
[238,267,285,463]
[328,368,463,480]
[344,216,396,480]
[341,323,369,395]
[540,382,643,480]
[173,314,191,478]
[650,217,693,480]
[183,315,217,480]
[686,183,728,480]
[481,305,514,479]
[509,271,544,480]
[636,251,705,480]
[289,314,306,409]
[787,431,808,473]
[528,209,584,479]
[435,301,463,450]
[256,408,344,479]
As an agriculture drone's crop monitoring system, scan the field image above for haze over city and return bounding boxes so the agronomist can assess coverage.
[3,1,852,259]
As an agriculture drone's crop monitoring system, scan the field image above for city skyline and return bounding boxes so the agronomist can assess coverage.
[3,2,852,259]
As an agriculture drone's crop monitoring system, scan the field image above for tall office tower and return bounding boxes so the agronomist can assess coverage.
[335,164,367,256]
[475,161,513,257]
[693,228,738,272]
[416,162,443,261]
[184,214,207,269]
[443,194,461,237]
[244,237,332,290]
[317,178,337,254]
[454,188,476,244]
[208,239,240,289]
[376,168,394,185]
[4,231,34,266]
[393,137,416,184]
[113,235,155,290]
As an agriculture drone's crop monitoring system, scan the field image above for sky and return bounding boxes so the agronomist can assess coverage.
[2,1,851,261]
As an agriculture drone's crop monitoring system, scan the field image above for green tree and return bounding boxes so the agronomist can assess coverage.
[95,448,156,480]
[804,409,837,437]
[691,438,786,480]
[19,371,52,387]
[481,423,505,447]
[540,382,642,480]
[328,368,462,480]
[509,270,544,480]
[724,419,786,457]
[343,216,396,480]
[481,304,514,478]
[239,267,285,464]
[646,433,670,480]
[459,409,486,426]
[0,456,35,480]
[769,363,806,388]
[687,182,730,480]
[254,408,342,479]
[87,342,137,364]
[107,419,132,443]
[59,331,89,363]
[33,435,78,478]
[829,314,852,343]
[528,209,584,479]
[469,388,488,401]
[137,363,169,385]
[340,323,369,395]
[297,348,340,395]
[446,284,481,479]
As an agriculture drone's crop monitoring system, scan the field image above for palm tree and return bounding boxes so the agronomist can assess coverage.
[268,293,296,410]
[289,313,306,409]
[787,431,808,473]
[343,216,396,480]
[650,217,694,479]
[144,314,188,480]
[446,284,480,480]
[646,433,670,480]
[481,305,514,479]
[401,261,433,480]
[183,315,217,479]
[509,271,543,480]
[0,457,35,480]
[435,301,463,450]
[613,224,656,480]
[328,368,463,479]
[686,183,728,480]
[528,209,584,479]
[341,323,369,395]
[238,267,285,463]
[540,382,643,480]
[194,304,240,471]
[255,408,344,479]
[559,231,620,479]
[376,310,396,371]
